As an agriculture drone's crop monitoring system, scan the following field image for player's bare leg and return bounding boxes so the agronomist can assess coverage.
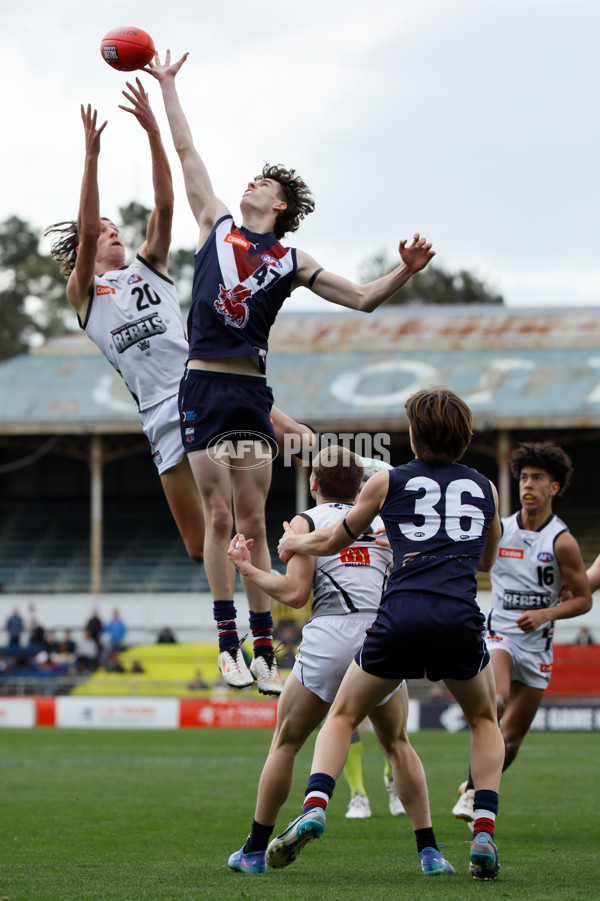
[160,456,205,561]
[188,450,251,687]
[445,665,503,880]
[231,446,281,694]
[500,681,544,769]
[369,683,431,829]
[255,674,330,826]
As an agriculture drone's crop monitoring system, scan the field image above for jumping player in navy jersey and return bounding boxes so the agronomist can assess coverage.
[268,388,504,880]
[45,83,312,632]
[147,50,435,695]
[451,442,592,829]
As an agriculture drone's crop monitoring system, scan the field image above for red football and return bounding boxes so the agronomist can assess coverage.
[100,27,155,72]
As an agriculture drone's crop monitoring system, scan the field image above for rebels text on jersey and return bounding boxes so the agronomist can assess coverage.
[188,216,296,371]
[488,511,567,648]
[81,255,188,412]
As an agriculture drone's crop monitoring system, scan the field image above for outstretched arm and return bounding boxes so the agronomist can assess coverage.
[119,78,173,274]
[228,517,315,608]
[293,233,435,312]
[145,51,229,249]
[277,471,389,562]
[66,105,107,318]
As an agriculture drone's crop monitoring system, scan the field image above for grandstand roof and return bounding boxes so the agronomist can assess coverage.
[1,305,600,434]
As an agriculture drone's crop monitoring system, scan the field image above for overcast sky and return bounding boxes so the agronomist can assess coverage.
[3,0,599,310]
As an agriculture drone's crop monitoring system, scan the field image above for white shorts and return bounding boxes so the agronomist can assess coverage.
[485,632,552,690]
[140,395,185,475]
[292,613,402,705]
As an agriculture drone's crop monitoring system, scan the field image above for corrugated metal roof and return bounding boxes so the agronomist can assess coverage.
[1,307,599,433]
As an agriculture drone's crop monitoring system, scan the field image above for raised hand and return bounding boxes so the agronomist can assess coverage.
[80,104,107,156]
[143,49,189,83]
[398,232,435,274]
[118,78,158,134]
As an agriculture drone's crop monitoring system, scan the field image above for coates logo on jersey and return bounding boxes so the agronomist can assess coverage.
[261,253,282,269]
[340,547,371,566]
[214,283,251,329]
[96,285,116,295]
[537,552,554,563]
[127,274,143,285]
[499,547,524,559]
[225,232,251,250]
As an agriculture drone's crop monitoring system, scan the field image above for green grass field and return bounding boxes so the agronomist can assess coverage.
[0,727,597,900]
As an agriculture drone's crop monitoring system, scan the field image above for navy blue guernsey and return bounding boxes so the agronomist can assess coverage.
[380,459,495,609]
[188,215,297,372]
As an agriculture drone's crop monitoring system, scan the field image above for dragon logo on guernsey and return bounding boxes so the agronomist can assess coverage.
[214,283,251,329]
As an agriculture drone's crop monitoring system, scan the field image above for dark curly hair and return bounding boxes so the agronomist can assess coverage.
[510,442,573,496]
[259,163,315,240]
[44,220,79,278]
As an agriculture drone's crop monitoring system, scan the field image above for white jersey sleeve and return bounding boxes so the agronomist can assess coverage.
[82,256,189,412]
[299,502,394,620]
[488,511,568,650]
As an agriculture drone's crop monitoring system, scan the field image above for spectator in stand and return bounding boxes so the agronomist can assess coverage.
[5,607,24,647]
[157,626,177,644]
[35,630,59,670]
[102,609,127,655]
[187,669,208,690]
[85,608,104,661]
[27,604,45,646]
[56,630,78,665]
[104,650,125,673]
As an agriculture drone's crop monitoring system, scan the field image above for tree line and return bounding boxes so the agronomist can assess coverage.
[0,205,502,361]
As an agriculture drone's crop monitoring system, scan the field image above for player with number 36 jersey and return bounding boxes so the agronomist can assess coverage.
[274,389,505,880]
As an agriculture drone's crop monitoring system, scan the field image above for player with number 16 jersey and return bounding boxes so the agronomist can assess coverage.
[487,512,566,653]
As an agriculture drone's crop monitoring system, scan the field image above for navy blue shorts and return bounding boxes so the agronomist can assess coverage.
[178,369,277,453]
[356,591,490,682]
